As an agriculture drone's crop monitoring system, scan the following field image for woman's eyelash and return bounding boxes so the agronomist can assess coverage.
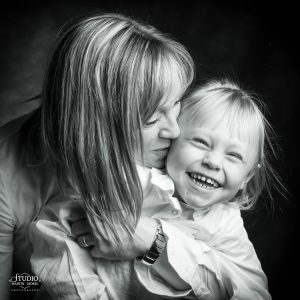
[144,119,159,127]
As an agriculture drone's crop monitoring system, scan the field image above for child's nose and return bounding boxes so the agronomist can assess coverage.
[202,153,221,171]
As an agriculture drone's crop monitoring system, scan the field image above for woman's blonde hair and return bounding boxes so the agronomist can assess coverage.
[181,79,282,210]
[40,13,194,251]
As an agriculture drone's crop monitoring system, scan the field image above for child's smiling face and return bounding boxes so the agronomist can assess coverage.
[166,112,259,209]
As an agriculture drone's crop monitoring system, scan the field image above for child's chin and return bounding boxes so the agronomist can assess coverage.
[185,199,209,210]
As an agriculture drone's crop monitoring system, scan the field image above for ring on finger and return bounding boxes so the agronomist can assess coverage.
[81,235,89,248]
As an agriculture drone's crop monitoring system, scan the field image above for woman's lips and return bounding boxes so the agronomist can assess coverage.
[153,147,169,156]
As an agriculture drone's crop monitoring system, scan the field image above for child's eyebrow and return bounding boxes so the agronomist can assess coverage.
[186,128,209,135]
[187,129,248,148]
[226,140,248,150]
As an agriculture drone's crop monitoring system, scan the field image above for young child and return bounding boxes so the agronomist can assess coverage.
[136,79,274,299]
[30,79,274,299]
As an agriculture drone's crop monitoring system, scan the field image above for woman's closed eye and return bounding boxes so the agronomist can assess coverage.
[144,100,181,127]
[144,118,159,127]
[144,112,161,127]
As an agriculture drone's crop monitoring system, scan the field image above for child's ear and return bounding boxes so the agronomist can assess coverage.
[239,180,248,191]
[240,165,259,189]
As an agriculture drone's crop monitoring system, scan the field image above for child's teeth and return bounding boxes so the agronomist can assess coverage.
[189,172,220,189]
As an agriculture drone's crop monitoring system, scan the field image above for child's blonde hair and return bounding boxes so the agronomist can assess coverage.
[181,79,280,210]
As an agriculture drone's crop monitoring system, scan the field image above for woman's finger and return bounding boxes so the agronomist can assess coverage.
[71,219,90,237]
[69,205,86,222]
[89,246,105,258]
[77,234,95,248]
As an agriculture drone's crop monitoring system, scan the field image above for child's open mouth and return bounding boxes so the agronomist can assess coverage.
[187,172,221,189]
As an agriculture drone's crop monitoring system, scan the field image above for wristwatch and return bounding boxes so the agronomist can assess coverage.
[136,218,167,266]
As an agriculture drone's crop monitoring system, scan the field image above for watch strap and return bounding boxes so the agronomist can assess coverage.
[136,218,167,266]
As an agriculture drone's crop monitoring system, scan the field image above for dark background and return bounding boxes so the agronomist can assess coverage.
[0,1,299,299]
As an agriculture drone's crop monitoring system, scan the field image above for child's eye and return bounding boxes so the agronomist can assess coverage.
[228,152,243,161]
[192,138,209,147]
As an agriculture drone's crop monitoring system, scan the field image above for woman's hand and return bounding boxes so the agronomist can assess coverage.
[69,206,95,246]
[70,209,156,260]
[91,217,157,260]
[71,211,190,291]
[71,218,96,247]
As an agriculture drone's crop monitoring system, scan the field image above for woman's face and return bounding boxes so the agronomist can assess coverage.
[136,92,182,169]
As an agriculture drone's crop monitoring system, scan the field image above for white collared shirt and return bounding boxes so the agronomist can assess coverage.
[29,165,271,299]
[135,165,271,300]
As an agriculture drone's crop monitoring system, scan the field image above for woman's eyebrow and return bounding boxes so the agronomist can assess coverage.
[159,94,182,110]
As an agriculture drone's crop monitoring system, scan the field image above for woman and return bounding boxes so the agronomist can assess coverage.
[0,13,194,299]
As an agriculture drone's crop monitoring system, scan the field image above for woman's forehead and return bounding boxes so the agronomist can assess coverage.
[158,79,185,108]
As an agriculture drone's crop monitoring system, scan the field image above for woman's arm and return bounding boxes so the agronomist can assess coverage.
[0,183,14,300]
[153,210,272,300]
[134,219,226,299]
[134,217,191,290]
[71,215,191,290]
[71,212,156,260]
[29,196,108,300]
[0,250,12,300]
[152,247,190,290]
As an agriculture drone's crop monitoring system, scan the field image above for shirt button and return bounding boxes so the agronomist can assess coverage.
[172,209,178,215]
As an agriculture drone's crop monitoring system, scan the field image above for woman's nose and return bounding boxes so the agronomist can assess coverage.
[202,153,221,171]
[158,114,180,139]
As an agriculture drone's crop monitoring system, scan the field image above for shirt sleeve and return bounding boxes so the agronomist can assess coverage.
[134,221,226,300]
[191,204,271,300]
[0,172,14,300]
[135,205,271,300]
[29,196,107,300]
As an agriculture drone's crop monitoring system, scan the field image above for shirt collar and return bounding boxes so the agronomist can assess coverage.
[150,167,175,195]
